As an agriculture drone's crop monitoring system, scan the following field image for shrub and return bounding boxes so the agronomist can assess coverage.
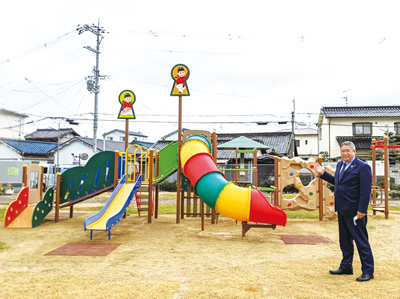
[159,180,177,192]
[259,177,274,188]
[389,190,400,200]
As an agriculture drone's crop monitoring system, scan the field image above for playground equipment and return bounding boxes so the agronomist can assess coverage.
[370,136,399,219]
[180,134,287,228]
[84,174,142,240]
[273,156,336,220]
[4,164,54,228]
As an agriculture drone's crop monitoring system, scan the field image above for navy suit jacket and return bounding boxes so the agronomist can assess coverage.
[320,157,372,216]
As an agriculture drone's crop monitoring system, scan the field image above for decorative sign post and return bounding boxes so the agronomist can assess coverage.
[170,64,190,224]
[118,90,136,151]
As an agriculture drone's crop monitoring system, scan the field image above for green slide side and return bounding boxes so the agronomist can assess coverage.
[153,141,178,185]
[32,188,54,228]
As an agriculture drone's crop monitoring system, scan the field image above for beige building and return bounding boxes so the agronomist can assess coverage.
[0,107,28,140]
[318,106,400,161]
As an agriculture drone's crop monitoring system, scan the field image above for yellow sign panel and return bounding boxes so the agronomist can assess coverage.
[8,167,19,176]
[170,64,190,96]
[118,90,136,119]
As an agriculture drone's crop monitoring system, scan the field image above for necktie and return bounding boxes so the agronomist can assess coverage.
[338,163,346,181]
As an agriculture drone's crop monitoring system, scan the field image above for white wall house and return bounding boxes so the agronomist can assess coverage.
[318,106,400,160]
[276,127,318,159]
[104,129,148,143]
[0,108,28,140]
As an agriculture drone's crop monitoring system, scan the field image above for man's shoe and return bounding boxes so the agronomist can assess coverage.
[329,268,353,275]
[356,274,374,281]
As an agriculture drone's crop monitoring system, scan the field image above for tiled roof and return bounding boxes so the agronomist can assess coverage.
[217,132,291,159]
[160,128,190,140]
[104,129,148,138]
[322,106,400,118]
[1,139,58,154]
[53,136,155,153]
[336,136,381,150]
[25,128,80,139]
[152,132,292,159]
[276,127,317,135]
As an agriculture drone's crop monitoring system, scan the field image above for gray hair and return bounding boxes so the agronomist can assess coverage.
[340,141,356,151]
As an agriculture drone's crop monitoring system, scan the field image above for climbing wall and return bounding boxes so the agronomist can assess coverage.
[277,157,336,219]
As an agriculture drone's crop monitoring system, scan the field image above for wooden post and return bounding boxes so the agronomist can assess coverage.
[114,151,120,186]
[274,156,279,207]
[253,149,258,187]
[125,119,129,151]
[22,165,28,187]
[40,165,44,198]
[55,172,61,222]
[200,199,205,231]
[176,95,182,224]
[155,151,160,219]
[211,131,218,224]
[371,140,377,215]
[148,149,154,224]
[318,156,323,221]
[383,136,389,219]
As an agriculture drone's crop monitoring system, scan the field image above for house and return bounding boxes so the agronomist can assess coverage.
[276,126,318,159]
[0,138,58,163]
[103,129,148,143]
[48,136,155,168]
[318,106,400,160]
[0,107,29,140]
[25,128,80,143]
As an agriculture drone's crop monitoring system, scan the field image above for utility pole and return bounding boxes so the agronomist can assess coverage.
[290,99,296,158]
[77,20,109,154]
[342,89,350,106]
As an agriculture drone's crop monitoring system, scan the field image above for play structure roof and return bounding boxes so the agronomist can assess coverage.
[217,136,270,150]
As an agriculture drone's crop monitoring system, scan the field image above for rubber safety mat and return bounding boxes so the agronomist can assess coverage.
[45,243,121,256]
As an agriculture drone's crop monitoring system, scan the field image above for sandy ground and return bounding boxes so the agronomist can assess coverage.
[1,201,400,298]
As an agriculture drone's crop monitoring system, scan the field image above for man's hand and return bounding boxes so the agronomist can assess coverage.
[314,163,325,175]
[357,211,366,219]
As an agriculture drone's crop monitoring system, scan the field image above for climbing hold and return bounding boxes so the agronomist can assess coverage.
[288,202,292,207]
[309,192,313,196]
[290,172,294,176]
[297,184,302,188]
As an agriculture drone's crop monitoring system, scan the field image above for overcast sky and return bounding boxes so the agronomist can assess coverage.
[1,0,399,142]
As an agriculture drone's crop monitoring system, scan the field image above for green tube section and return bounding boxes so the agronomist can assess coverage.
[195,172,228,210]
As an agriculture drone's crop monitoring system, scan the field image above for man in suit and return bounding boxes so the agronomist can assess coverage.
[314,141,374,282]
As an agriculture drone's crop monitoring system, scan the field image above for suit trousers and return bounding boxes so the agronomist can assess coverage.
[338,213,374,275]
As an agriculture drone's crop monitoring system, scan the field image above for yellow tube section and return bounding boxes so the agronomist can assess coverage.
[181,139,210,167]
[215,182,251,222]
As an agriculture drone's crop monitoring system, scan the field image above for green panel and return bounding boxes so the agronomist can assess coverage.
[156,141,178,182]
[195,172,228,209]
[32,188,54,227]
[59,151,115,204]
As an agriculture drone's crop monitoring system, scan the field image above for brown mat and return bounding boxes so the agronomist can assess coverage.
[45,243,121,256]
[281,235,334,245]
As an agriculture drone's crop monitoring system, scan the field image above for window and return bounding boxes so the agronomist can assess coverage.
[120,137,125,142]
[305,140,308,145]
[295,140,300,147]
[353,123,372,136]
[395,122,400,135]
[107,137,113,141]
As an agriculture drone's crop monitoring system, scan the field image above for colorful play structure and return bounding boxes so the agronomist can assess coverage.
[4,133,395,238]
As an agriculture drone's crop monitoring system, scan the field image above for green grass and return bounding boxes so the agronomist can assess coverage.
[0,241,9,252]
[0,208,5,222]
